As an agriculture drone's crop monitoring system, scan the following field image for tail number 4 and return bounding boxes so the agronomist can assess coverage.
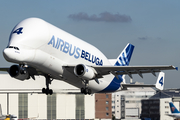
[159,77,163,86]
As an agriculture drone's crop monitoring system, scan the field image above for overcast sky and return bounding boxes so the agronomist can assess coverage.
[0,0,179,89]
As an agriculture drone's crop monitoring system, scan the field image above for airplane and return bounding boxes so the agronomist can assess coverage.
[0,18,177,95]
[166,102,180,118]
[0,104,17,120]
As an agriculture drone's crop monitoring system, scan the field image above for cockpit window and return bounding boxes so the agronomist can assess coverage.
[8,46,19,50]
[14,47,19,50]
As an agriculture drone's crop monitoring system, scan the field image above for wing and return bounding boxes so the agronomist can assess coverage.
[64,65,177,78]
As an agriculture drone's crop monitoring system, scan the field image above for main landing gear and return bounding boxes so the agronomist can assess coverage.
[42,75,53,95]
[80,80,92,95]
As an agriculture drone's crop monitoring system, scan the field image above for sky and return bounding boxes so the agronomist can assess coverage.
[0,0,179,89]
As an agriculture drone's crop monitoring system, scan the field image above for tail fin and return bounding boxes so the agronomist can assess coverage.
[114,43,134,66]
[155,72,165,90]
[169,102,180,113]
[113,43,134,83]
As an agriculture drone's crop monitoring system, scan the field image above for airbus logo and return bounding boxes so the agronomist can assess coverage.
[48,35,103,66]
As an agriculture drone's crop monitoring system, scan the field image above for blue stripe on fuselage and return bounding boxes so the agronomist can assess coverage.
[98,44,134,93]
[98,75,122,93]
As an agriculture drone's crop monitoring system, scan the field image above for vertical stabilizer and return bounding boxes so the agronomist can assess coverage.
[114,43,134,84]
[155,72,165,90]
[169,102,180,113]
[100,43,134,93]
[114,43,134,66]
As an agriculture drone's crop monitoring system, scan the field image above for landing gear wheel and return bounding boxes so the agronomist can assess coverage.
[49,89,53,95]
[42,88,53,95]
[42,88,46,93]
[45,89,49,95]
[85,88,89,94]
[81,80,92,95]
[80,87,92,95]
[84,88,88,95]
[88,89,92,95]
[81,88,84,93]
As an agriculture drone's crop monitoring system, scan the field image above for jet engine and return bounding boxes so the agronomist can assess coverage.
[74,64,95,80]
[9,65,30,81]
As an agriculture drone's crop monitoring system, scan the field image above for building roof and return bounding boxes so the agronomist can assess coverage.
[150,89,180,99]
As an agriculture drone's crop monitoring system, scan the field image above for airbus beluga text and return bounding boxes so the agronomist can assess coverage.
[1,18,177,95]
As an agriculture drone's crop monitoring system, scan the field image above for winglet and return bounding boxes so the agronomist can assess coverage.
[169,102,180,113]
[155,72,165,90]
[176,67,178,71]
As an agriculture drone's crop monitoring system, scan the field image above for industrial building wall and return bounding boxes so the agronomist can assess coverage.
[9,94,18,117]
[160,98,173,120]
[28,93,45,118]
[0,93,95,119]
[112,87,156,119]
[57,94,76,119]
[0,74,96,119]
[85,94,95,119]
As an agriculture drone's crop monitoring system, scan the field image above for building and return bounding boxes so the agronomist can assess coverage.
[0,74,112,120]
[95,93,112,120]
[112,83,156,120]
[141,98,172,120]
[141,89,180,120]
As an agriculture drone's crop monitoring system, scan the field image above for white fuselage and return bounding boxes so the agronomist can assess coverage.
[3,18,119,93]
[167,113,180,118]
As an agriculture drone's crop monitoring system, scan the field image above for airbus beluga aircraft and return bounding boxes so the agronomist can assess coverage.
[0,18,177,95]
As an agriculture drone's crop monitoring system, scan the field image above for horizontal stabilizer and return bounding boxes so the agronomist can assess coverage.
[121,83,155,90]
[121,72,165,90]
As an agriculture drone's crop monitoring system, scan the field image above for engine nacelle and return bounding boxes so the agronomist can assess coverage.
[9,65,30,81]
[74,64,95,80]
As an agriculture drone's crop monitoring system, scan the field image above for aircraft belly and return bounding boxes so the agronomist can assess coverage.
[88,74,117,93]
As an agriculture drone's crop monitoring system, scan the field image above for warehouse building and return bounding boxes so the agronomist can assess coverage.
[141,89,180,120]
[0,74,111,120]
[112,83,156,120]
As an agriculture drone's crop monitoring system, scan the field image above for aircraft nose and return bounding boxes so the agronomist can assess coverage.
[3,48,16,62]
